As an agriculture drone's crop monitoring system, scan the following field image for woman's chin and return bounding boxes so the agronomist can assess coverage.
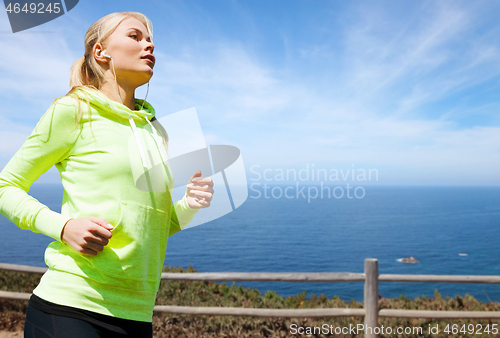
[135,73,153,88]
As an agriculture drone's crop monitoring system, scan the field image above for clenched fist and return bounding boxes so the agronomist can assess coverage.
[61,217,114,256]
[186,170,214,209]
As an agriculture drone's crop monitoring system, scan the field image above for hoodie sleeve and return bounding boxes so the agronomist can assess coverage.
[0,97,81,241]
[168,194,199,237]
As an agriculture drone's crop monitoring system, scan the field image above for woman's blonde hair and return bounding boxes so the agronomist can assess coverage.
[62,12,152,126]
[53,12,160,144]
[69,11,153,90]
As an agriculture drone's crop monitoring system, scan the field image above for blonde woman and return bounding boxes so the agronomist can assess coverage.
[0,12,213,337]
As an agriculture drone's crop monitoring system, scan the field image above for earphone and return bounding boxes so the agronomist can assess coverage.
[98,50,150,111]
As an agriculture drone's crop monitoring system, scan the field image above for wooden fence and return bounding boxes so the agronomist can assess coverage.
[1,258,500,338]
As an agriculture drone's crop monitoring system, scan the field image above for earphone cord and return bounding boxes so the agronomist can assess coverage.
[109,58,124,106]
[110,57,150,112]
[140,82,150,112]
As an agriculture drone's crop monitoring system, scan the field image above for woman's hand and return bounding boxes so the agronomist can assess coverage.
[60,217,114,256]
[186,170,214,209]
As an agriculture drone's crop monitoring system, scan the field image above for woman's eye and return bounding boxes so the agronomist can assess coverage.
[130,35,138,40]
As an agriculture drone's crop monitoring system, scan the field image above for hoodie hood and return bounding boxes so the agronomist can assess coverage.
[70,85,155,122]
[67,86,170,182]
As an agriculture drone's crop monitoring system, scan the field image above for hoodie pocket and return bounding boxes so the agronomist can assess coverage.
[89,201,169,281]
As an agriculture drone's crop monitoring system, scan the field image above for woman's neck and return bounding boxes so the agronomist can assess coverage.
[99,81,136,111]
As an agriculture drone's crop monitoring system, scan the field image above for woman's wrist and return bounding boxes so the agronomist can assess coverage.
[60,218,74,243]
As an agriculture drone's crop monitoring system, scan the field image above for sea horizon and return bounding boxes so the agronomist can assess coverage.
[1,183,499,303]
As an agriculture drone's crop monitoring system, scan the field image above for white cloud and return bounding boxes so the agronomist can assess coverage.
[147,20,500,184]
[1,1,499,186]
[0,35,74,98]
[0,130,30,161]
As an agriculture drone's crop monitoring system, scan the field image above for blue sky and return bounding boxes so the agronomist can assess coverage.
[1,0,499,186]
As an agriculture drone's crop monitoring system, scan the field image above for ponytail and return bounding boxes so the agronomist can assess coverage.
[65,12,153,120]
[67,12,152,93]
[69,56,85,88]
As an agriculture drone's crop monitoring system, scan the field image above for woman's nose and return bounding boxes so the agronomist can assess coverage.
[145,41,154,54]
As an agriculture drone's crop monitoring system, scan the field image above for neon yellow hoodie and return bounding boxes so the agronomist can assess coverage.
[0,86,198,322]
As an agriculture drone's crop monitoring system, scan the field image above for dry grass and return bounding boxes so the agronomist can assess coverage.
[1,267,500,337]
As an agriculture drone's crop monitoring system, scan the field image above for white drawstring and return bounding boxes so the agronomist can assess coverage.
[129,113,174,193]
[145,117,174,187]
[145,118,168,164]
[128,115,148,168]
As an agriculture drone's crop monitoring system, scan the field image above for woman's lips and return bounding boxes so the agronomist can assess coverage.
[141,54,155,66]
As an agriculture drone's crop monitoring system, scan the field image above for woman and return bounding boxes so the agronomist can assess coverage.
[0,12,213,337]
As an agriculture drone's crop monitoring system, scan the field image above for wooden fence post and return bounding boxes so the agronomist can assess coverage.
[364,258,379,338]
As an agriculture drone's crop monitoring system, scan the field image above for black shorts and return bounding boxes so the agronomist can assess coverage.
[24,294,153,338]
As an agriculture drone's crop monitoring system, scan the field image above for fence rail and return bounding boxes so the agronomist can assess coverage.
[1,259,499,338]
[160,272,366,282]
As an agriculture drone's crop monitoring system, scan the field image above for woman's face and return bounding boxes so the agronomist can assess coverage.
[101,17,155,88]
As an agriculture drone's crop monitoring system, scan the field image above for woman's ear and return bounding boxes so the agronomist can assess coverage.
[93,43,109,63]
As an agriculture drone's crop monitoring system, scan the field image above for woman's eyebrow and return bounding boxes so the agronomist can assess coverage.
[126,27,151,39]
[127,28,142,34]
[128,27,143,34]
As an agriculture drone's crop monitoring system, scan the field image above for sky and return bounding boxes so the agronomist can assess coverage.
[0,0,499,186]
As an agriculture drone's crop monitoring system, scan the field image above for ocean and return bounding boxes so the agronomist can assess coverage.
[1,184,499,303]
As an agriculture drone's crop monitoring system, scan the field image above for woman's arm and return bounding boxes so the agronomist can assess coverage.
[0,96,81,241]
[168,170,214,237]
[150,119,214,236]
